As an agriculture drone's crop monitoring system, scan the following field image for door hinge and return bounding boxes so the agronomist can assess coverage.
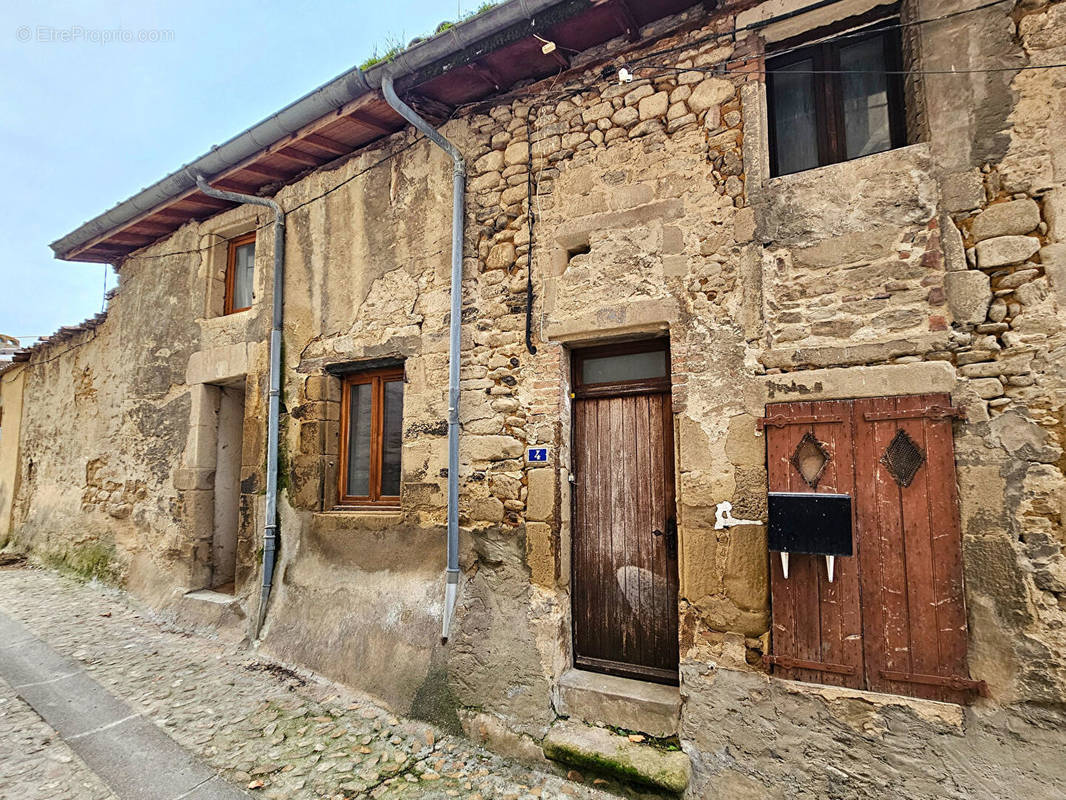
[879,670,988,695]
[756,413,845,430]
[863,404,965,422]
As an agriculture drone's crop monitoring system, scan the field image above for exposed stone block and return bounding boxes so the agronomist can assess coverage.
[666,114,697,134]
[466,495,504,523]
[637,91,669,121]
[1041,243,1066,306]
[628,120,664,139]
[997,267,1040,289]
[173,467,214,492]
[958,350,1035,377]
[971,199,1041,241]
[940,214,967,271]
[688,78,734,113]
[969,378,1005,399]
[975,235,1040,268]
[623,84,654,107]
[611,106,638,128]
[940,170,985,212]
[465,435,524,463]
[486,242,517,270]
[945,270,992,324]
[1044,188,1066,242]
[525,468,553,521]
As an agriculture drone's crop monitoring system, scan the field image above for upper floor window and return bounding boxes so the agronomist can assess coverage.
[338,367,404,508]
[225,232,256,314]
[767,20,906,177]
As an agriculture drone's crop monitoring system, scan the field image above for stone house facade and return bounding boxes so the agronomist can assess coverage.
[2,0,1065,796]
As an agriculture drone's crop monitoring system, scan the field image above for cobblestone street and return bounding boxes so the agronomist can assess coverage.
[0,565,619,800]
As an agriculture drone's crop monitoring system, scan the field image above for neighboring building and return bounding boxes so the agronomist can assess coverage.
[2,0,1065,796]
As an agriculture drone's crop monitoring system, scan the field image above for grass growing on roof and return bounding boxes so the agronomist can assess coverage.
[359,2,501,71]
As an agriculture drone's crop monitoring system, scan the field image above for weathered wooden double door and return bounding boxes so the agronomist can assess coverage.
[763,394,979,703]
[571,341,679,684]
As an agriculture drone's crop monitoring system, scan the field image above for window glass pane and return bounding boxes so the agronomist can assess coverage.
[232,242,255,310]
[840,36,892,159]
[380,380,404,497]
[770,58,820,175]
[346,382,372,497]
[582,349,667,384]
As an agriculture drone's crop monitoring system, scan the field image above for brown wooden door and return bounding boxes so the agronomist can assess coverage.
[571,341,679,684]
[764,393,976,703]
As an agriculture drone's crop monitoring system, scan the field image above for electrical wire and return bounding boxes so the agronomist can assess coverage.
[628,0,1012,68]
[108,0,1025,267]
[636,62,1066,77]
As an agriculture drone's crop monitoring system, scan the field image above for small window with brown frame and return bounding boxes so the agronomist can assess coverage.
[224,232,256,315]
[337,367,404,508]
[571,338,671,399]
[766,8,907,177]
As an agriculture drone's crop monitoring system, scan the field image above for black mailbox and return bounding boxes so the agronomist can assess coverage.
[767,492,852,556]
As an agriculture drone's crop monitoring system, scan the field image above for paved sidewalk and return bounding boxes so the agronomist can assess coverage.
[0,565,620,800]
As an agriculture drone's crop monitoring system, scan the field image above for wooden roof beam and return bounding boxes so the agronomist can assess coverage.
[273,147,322,168]
[613,0,641,41]
[467,62,503,91]
[347,110,395,135]
[241,162,291,181]
[301,132,353,155]
[404,92,456,122]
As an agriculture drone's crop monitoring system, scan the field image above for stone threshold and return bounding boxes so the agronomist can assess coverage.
[556,668,681,738]
[183,588,239,605]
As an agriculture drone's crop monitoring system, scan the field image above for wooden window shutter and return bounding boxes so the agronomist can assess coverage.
[762,399,865,689]
[852,394,980,703]
[761,394,983,703]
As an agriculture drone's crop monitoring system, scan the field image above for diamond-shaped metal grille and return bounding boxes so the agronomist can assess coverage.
[790,432,830,488]
[881,429,925,488]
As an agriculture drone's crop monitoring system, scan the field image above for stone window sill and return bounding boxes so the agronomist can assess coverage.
[765,141,930,189]
[770,674,966,728]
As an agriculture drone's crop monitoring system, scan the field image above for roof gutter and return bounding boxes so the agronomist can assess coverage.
[50,0,590,261]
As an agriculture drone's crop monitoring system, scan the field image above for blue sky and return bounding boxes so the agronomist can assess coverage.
[0,0,476,343]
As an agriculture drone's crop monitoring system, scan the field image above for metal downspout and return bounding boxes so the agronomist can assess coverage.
[190,172,285,641]
[380,74,466,642]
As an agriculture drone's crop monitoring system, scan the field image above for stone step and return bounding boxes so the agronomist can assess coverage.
[542,720,690,795]
[557,668,680,737]
[172,589,248,642]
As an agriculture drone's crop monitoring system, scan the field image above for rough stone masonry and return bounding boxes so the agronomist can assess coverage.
[1,0,1065,798]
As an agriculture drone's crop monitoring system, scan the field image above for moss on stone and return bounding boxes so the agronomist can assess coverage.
[40,540,118,583]
[409,665,463,736]
[542,722,690,794]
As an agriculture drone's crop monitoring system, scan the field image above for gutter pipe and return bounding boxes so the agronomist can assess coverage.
[380,74,466,643]
[190,172,285,641]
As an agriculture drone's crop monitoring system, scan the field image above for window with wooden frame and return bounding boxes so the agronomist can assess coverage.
[337,367,404,508]
[224,232,256,315]
[766,10,907,177]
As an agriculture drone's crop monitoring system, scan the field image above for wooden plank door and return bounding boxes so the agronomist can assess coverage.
[571,342,678,684]
[764,400,865,689]
[852,394,972,703]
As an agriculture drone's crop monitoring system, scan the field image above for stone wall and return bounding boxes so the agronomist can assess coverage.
[1,0,1064,797]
